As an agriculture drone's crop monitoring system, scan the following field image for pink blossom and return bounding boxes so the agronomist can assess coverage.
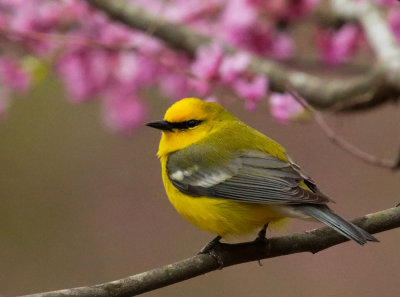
[220,0,275,55]
[132,55,163,86]
[260,0,320,21]
[271,32,295,60]
[57,48,116,102]
[103,92,147,133]
[131,34,163,55]
[268,92,304,124]
[88,50,113,90]
[97,22,135,46]
[0,0,379,133]
[57,50,96,102]
[160,72,191,99]
[191,42,224,80]
[5,0,70,54]
[9,2,59,33]
[0,15,6,29]
[234,75,268,111]
[222,0,257,29]
[224,25,273,55]
[158,51,193,98]
[316,24,362,65]
[374,0,398,6]
[219,52,250,83]
[63,0,90,19]
[168,0,220,23]
[188,78,211,96]
[220,0,273,55]
[114,52,139,83]
[0,58,30,91]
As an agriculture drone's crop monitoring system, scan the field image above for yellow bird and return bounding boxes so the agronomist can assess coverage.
[147,98,377,249]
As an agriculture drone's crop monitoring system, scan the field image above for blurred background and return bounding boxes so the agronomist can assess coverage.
[1,1,400,296]
[0,78,399,297]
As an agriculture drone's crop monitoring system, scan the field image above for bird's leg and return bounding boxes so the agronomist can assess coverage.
[255,224,269,266]
[198,236,224,269]
[254,223,269,243]
[198,235,222,254]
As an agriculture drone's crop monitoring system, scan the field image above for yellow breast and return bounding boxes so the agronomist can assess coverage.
[161,157,287,238]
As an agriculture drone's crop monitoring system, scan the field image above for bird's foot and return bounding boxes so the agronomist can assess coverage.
[254,224,269,266]
[254,223,269,244]
[198,236,224,269]
[198,235,222,254]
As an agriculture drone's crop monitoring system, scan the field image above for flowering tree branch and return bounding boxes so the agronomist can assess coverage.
[328,0,400,111]
[20,206,400,297]
[332,0,400,84]
[84,0,399,110]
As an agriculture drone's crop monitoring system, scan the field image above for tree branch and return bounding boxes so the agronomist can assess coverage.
[332,0,400,85]
[84,0,398,110]
[20,206,400,297]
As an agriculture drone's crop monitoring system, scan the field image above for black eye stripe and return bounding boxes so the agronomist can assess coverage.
[169,119,202,130]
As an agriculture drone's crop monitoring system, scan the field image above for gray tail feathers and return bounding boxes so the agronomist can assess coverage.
[297,205,379,245]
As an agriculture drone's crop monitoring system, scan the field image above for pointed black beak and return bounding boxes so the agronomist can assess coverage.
[146,120,173,131]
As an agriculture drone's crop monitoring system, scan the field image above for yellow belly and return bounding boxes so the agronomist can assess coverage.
[162,166,287,238]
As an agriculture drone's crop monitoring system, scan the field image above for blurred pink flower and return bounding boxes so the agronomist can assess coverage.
[261,0,320,21]
[114,52,138,84]
[97,22,135,46]
[220,0,275,55]
[375,0,398,6]
[4,0,77,54]
[9,1,58,33]
[169,0,219,23]
[160,72,191,99]
[158,51,193,98]
[221,0,257,29]
[103,92,147,133]
[131,33,163,54]
[0,58,30,91]
[133,55,163,86]
[220,0,273,55]
[271,32,295,60]
[0,0,375,134]
[188,78,211,96]
[191,42,223,80]
[268,92,304,124]
[57,50,98,102]
[234,75,268,111]
[220,52,250,83]
[88,50,113,90]
[316,24,362,65]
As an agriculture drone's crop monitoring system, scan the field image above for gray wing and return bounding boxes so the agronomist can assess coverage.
[167,148,330,205]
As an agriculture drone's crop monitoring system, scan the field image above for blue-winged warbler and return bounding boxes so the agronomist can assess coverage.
[147,98,377,245]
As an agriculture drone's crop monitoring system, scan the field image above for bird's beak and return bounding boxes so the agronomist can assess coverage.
[146,120,173,131]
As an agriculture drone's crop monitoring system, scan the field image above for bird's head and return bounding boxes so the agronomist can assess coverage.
[146,98,234,157]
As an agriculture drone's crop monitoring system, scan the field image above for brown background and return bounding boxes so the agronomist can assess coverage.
[0,79,399,296]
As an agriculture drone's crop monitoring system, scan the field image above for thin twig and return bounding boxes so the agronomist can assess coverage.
[288,87,400,170]
[20,206,400,297]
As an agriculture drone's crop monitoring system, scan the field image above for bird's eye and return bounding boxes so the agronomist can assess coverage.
[187,119,201,128]
[170,119,202,130]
